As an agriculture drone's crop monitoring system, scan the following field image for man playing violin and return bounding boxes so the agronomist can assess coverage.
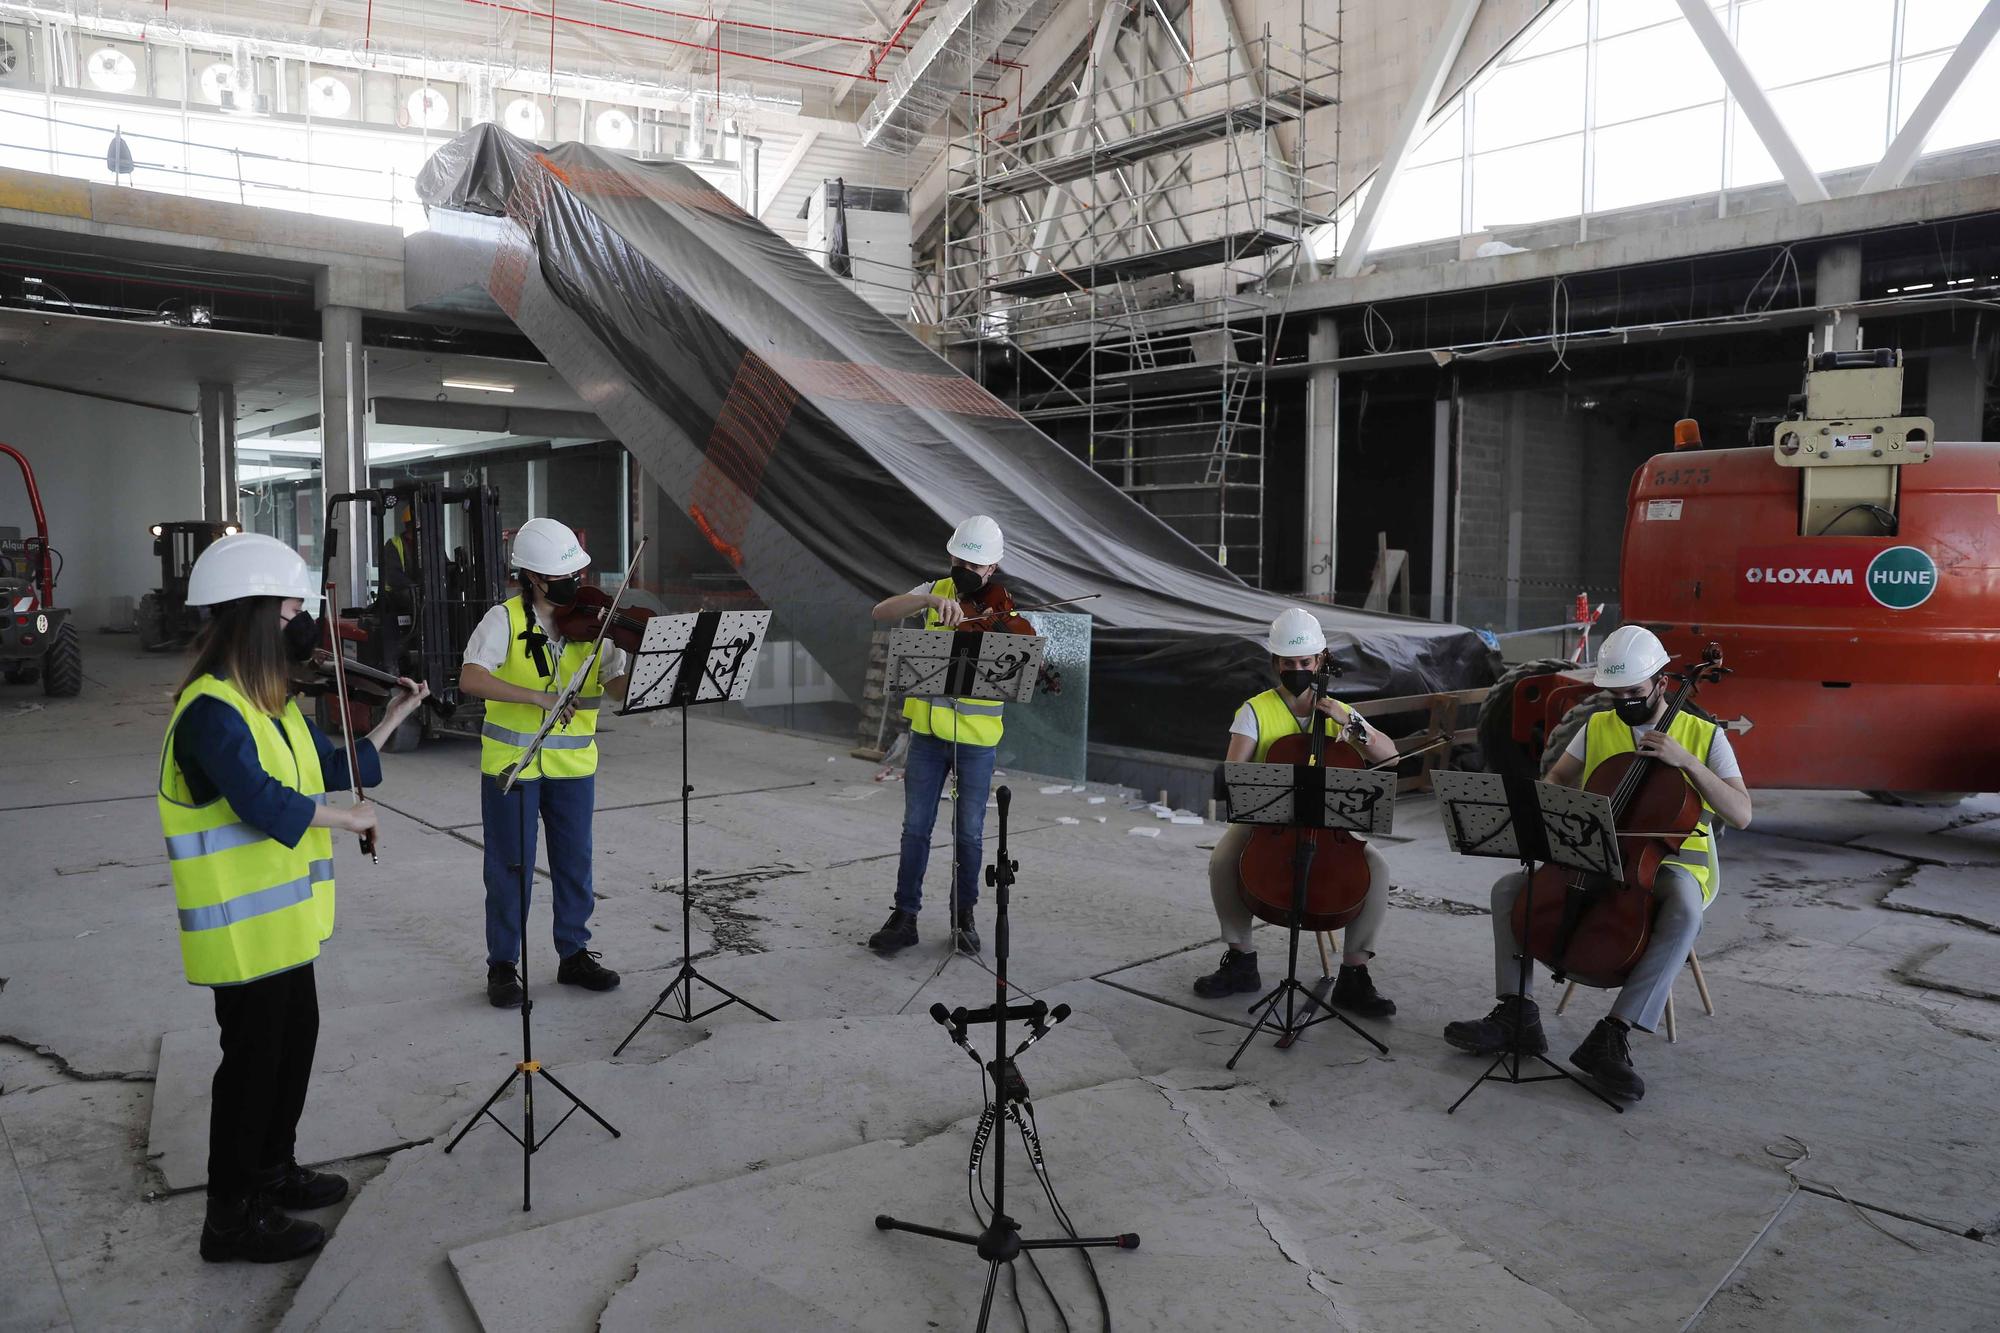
[1444,626,1751,1100]
[1194,609,1402,1019]
[458,517,630,1008]
[866,515,1007,959]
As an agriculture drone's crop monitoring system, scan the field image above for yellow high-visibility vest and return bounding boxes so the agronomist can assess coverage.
[901,577,1005,749]
[157,675,335,986]
[479,594,604,780]
[1581,709,1720,903]
[1244,688,1355,763]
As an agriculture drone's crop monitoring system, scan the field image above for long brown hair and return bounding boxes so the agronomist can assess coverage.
[176,597,292,715]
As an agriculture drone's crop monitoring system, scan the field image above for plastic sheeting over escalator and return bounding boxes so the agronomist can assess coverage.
[413,125,1494,758]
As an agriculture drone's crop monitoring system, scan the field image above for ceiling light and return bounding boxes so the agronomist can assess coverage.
[503,97,546,139]
[308,74,352,117]
[442,378,515,393]
[407,87,452,130]
[87,46,137,94]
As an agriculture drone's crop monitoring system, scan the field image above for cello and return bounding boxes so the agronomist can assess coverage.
[1235,672,1377,932]
[1512,643,1728,988]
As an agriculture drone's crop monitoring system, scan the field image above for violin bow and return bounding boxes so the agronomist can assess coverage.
[321,581,377,863]
[499,538,649,795]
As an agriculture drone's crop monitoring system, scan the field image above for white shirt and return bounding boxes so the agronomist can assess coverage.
[464,600,630,685]
[1563,714,1741,781]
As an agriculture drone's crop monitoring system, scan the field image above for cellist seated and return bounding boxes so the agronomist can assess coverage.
[1444,627,1752,1101]
[1193,609,1402,1018]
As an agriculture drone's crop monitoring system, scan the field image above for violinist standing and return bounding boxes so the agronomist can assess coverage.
[866,516,1008,958]
[158,534,429,1262]
[1444,626,1751,1101]
[1194,609,1402,1019]
[458,517,629,1008]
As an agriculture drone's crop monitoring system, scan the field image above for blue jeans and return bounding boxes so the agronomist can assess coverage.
[895,732,995,916]
[482,773,596,966]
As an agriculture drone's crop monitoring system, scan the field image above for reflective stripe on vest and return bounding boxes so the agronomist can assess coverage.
[1244,688,1350,763]
[902,578,1004,749]
[479,594,604,779]
[1581,709,1720,904]
[157,676,332,986]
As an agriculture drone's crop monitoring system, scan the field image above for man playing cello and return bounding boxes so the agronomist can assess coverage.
[1443,626,1751,1101]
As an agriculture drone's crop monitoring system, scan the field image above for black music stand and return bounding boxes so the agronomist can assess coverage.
[443,635,622,1211]
[874,787,1139,1331]
[614,610,776,1053]
[1215,750,1396,1069]
[1431,770,1626,1115]
[882,625,1043,983]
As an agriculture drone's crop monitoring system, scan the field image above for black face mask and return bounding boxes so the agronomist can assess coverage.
[949,566,987,596]
[1279,668,1318,696]
[281,609,319,663]
[1613,690,1659,727]
[540,574,583,607]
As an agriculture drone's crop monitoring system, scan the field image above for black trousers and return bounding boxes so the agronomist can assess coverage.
[207,962,319,1200]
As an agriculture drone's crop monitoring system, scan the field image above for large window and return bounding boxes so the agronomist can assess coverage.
[1332,0,2000,263]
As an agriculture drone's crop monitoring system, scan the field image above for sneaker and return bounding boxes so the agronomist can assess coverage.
[1192,948,1261,999]
[267,1162,347,1211]
[1570,1018,1646,1100]
[868,909,919,955]
[199,1193,326,1264]
[557,949,621,992]
[487,962,524,1009]
[1329,963,1397,1019]
[1443,995,1547,1056]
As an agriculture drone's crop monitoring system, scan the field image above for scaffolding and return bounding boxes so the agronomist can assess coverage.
[938,0,1339,586]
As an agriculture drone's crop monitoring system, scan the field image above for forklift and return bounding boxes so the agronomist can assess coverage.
[137,520,237,651]
[320,481,506,750]
[0,441,82,696]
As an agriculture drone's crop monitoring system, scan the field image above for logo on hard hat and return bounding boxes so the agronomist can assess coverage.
[1865,546,1937,610]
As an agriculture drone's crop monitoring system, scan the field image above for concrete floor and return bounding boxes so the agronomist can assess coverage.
[3,639,1998,1332]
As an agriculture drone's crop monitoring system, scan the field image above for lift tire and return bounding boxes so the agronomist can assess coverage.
[380,714,423,754]
[135,593,167,652]
[1540,693,1613,777]
[1476,658,1579,780]
[1862,790,1972,808]
[41,621,82,697]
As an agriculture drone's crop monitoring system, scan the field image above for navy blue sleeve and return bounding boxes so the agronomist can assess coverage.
[173,697,318,849]
[309,720,383,792]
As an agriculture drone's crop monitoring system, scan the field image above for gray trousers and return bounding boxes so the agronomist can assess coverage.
[1208,822,1390,958]
[1490,866,1704,1033]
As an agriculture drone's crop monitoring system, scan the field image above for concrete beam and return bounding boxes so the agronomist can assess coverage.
[371,396,607,439]
[1677,0,1828,205]
[758,128,821,221]
[1862,0,2000,194]
[1303,316,1336,598]
[197,382,238,525]
[1814,243,1863,353]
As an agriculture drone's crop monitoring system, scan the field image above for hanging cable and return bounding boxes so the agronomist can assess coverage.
[1548,275,1572,373]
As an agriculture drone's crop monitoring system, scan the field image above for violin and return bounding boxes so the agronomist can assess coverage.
[1511,644,1728,988]
[293,649,453,719]
[1235,681,1376,932]
[952,579,1099,695]
[552,584,656,653]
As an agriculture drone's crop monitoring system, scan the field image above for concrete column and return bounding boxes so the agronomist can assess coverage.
[1815,244,1864,354]
[197,382,238,524]
[1430,391,1450,621]
[1503,395,1525,631]
[630,462,672,594]
[1303,316,1338,598]
[1928,345,1988,442]
[319,305,369,607]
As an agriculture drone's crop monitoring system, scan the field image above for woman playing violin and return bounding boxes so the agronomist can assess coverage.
[1193,609,1403,1018]
[1443,626,1751,1101]
[865,515,1008,959]
[457,517,629,1009]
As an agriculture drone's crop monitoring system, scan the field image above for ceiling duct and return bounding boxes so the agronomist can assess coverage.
[857,0,1051,154]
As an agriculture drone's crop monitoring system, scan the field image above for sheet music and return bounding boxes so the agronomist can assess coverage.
[1219,762,1395,835]
[1429,771,1621,877]
[624,611,771,713]
[884,627,1043,705]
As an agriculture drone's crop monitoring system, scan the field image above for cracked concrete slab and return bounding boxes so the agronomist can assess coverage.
[1902,939,2000,1003]
[597,1249,868,1332]
[1883,866,2000,933]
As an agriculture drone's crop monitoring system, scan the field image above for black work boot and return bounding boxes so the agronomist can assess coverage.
[268,1162,348,1210]
[557,949,620,992]
[1570,1017,1646,1100]
[487,962,524,1009]
[1443,995,1547,1056]
[199,1193,326,1263]
[1329,964,1397,1018]
[952,902,982,956]
[1192,948,1261,999]
[869,909,919,955]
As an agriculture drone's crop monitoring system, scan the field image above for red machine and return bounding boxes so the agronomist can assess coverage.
[0,442,82,696]
[1482,350,2000,798]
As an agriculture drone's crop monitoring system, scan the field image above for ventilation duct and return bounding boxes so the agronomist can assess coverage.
[857,0,1053,154]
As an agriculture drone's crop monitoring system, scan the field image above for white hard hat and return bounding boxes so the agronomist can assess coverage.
[1594,625,1672,687]
[1267,607,1327,656]
[187,533,321,610]
[511,517,591,575]
[946,515,1004,564]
